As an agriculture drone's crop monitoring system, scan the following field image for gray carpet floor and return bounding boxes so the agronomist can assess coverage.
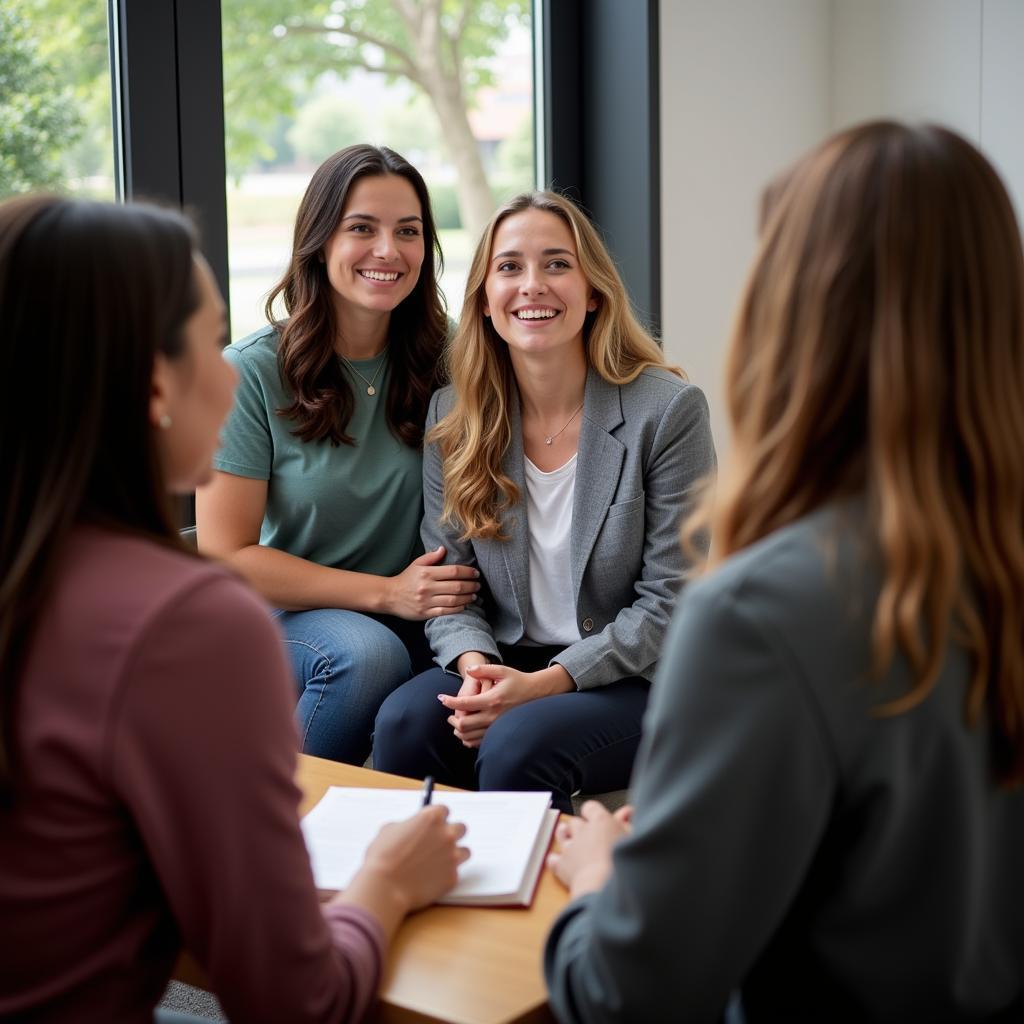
[159,981,224,1021]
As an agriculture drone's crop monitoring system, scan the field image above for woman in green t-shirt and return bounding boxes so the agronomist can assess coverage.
[197,144,479,765]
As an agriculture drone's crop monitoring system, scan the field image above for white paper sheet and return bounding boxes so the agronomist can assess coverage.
[300,787,556,904]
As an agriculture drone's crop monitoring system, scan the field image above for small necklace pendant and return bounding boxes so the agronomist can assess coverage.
[544,436,553,445]
[366,385,376,396]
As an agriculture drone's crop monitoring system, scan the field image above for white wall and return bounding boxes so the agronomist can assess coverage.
[982,0,1024,227]
[831,0,982,136]
[660,0,1024,461]
[658,0,831,457]
[832,0,1024,222]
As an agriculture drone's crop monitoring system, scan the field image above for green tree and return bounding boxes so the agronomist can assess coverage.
[493,112,533,199]
[32,0,113,185]
[379,93,443,163]
[223,0,530,239]
[0,6,83,196]
[288,93,368,165]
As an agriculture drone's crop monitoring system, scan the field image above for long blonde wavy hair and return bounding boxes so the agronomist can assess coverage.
[685,122,1024,785]
[431,191,680,540]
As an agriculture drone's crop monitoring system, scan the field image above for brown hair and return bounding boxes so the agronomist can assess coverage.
[685,122,1024,784]
[0,195,199,795]
[266,144,447,447]
[432,190,682,539]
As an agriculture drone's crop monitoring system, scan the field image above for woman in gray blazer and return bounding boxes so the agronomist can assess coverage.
[544,123,1024,1021]
[373,191,715,813]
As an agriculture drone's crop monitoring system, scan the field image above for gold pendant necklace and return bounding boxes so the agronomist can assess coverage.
[543,403,584,444]
[339,352,386,396]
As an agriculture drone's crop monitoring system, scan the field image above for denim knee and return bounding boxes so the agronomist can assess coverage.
[279,608,413,764]
[330,624,411,702]
[283,611,411,695]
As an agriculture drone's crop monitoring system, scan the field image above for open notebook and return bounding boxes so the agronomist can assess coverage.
[301,787,559,907]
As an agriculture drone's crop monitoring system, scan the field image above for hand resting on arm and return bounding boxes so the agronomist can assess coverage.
[196,470,480,619]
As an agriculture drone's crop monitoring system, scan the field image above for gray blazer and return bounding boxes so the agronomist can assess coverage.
[421,366,715,689]
[545,501,1024,1022]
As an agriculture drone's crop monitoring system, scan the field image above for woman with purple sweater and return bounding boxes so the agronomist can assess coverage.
[0,195,468,1024]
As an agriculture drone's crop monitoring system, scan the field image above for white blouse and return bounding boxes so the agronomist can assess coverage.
[523,453,581,647]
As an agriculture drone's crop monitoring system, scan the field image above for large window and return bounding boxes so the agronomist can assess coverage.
[1,0,659,532]
[220,1,535,339]
[0,1,117,200]
[1,0,660,348]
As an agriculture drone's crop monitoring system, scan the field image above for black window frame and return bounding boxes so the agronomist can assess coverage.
[537,0,661,334]
[112,0,229,302]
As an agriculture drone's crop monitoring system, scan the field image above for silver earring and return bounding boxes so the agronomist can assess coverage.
[158,414,173,430]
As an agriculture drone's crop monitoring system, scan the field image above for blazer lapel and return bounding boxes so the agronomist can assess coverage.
[498,386,531,632]
[570,368,625,603]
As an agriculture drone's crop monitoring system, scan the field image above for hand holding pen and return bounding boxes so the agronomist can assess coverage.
[348,775,469,925]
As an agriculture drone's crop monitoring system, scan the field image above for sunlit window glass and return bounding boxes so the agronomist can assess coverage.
[221,0,535,339]
[0,1,117,200]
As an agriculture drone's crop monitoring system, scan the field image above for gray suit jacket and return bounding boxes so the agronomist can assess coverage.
[421,366,715,689]
[545,501,1024,1022]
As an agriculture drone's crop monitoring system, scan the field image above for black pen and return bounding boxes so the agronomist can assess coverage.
[420,775,434,808]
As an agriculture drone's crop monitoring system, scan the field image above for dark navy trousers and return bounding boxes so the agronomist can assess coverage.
[372,644,649,814]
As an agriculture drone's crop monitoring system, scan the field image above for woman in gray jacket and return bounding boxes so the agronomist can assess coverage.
[374,191,715,814]
[544,122,1024,1022]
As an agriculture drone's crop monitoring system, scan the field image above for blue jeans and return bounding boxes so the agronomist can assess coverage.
[274,608,427,766]
[373,645,649,814]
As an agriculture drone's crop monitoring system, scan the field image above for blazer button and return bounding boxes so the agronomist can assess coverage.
[582,617,594,633]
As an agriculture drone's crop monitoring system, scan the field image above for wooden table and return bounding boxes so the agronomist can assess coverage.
[177,755,568,1024]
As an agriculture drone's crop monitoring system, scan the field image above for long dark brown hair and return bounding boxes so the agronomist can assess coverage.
[0,195,199,795]
[684,122,1024,785]
[266,144,447,447]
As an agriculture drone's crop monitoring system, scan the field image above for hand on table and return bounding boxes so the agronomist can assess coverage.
[439,659,574,749]
[385,546,480,620]
[546,801,633,900]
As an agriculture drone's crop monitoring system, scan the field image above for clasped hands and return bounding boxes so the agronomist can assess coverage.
[438,651,574,748]
[439,652,629,901]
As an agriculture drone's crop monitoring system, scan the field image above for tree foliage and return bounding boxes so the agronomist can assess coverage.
[222,0,530,236]
[223,0,528,118]
[494,114,534,197]
[2,1,531,235]
[0,6,84,197]
[287,94,368,165]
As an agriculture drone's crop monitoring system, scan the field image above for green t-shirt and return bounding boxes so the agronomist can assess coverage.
[214,326,424,577]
